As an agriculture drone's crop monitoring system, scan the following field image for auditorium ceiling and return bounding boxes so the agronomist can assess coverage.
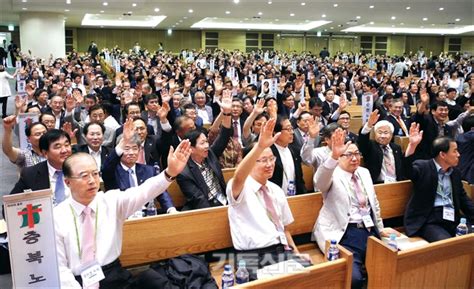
[0,0,473,35]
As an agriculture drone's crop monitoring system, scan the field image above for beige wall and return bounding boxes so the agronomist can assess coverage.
[72,28,473,56]
[75,28,201,52]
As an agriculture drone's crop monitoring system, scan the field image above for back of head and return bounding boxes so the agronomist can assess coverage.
[431,136,453,158]
[461,115,474,133]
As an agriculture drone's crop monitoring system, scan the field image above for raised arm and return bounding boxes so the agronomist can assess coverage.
[2,115,21,163]
[231,118,280,200]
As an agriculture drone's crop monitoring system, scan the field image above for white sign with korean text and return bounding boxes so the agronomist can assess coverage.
[3,190,60,288]
[362,92,374,125]
[18,113,40,150]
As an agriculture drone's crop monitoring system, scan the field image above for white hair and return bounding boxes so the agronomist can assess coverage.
[374,120,394,134]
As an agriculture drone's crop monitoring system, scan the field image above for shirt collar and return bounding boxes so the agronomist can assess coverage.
[47,161,60,179]
[247,175,270,195]
[69,195,98,216]
[88,146,101,155]
[433,159,453,175]
[120,162,136,173]
[275,143,288,150]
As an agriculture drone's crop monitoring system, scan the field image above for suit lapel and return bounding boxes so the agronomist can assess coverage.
[188,160,208,191]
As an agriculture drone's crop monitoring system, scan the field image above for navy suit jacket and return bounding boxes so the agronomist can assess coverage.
[10,161,50,194]
[101,149,174,211]
[270,145,307,195]
[404,158,474,236]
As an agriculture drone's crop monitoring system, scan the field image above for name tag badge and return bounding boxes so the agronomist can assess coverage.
[278,230,289,246]
[443,206,455,222]
[80,262,105,287]
[384,176,396,183]
[362,214,375,228]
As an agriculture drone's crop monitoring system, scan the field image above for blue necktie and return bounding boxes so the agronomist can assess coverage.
[128,169,137,187]
[54,171,66,204]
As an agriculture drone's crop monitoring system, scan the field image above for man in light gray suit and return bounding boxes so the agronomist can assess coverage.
[312,128,399,289]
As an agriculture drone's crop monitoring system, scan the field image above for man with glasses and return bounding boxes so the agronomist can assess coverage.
[53,124,191,288]
[312,128,399,289]
[269,115,306,195]
[337,110,358,143]
[227,118,312,281]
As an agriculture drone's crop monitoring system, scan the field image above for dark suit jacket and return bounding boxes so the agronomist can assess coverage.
[358,131,405,184]
[176,126,232,211]
[270,145,307,195]
[385,114,410,137]
[101,149,174,211]
[412,112,455,160]
[10,161,50,194]
[404,159,474,236]
[72,144,110,167]
[141,111,163,140]
[322,101,339,120]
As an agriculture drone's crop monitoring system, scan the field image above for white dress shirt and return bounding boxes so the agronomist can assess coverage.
[54,172,172,288]
[274,144,296,195]
[88,147,102,167]
[226,176,294,251]
[47,161,70,204]
[120,163,137,186]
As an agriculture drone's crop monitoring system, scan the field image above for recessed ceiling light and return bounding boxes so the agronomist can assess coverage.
[154,8,160,12]
[333,3,338,7]
[301,2,306,5]
[183,16,187,19]
[188,9,193,13]
[356,16,361,19]
[268,1,272,4]
[66,0,71,4]
[321,14,326,18]
[258,12,263,15]
[22,0,27,2]
[439,7,444,11]
[225,11,230,14]
[64,9,70,12]
[103,2,108,6]
[431,24,435,26]
[369,21,374,24]
[132,3,137,7]
[391,25,395,27]
[400,22,404,25]
[391,16,396,20]
[290,13,295,16]
[455,18,460,21]
[422,17,428,21]
[22,7,27,10]
[369,5,374,8]
[100,10,104,13]
[127,11,132,14]
[330,27,334,29]
[275,19,279,21]
[324,29,327,31]
[406,6,410,10]
[233,0,239,3]
[420,26,424,28]
[179,20,183,22]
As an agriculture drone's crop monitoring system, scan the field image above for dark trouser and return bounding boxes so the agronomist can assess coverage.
[0,97,7,117]
[235,244,311,281]
[339,224,378,289]
[417,207,457,242]
[75,259,133,289]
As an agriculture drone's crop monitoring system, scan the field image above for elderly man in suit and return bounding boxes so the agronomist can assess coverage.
[358,110,406,184]
[194,91,213,125]
[312,128,399,289]
[385,98,410,137]
[101,118,176,213]
[176,93,232,210]
[404,133,474,242]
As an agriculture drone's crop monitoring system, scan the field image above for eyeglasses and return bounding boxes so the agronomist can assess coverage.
[281,127,294,132]
[340,152,361,159]
[69,170,101,181]
[256,156,276,164]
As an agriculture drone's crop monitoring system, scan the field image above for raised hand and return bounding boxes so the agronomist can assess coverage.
[72,89,83,104]
[307,117,320,138]
[15,95,27,112]
[267,101,278,119]
[408,122,423,146]
[217,91,233,115]
[420,88,429,104]
[61,122,78,140]
[3,115,16,130]
[257,118,281,149]
[157,101,171,120]
[339,96,347,110]
[367,109,380,128]
[253,98,266,115]
[166,140,192,177]
[65,94,77,112]
[161,88,170,104]
[122,118,135,143]
[331,128,351,159]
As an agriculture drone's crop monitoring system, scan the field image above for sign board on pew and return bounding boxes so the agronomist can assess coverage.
[3,189,60,288]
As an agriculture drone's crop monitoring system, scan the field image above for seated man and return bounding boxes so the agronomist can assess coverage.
[290,111,317,154]
[177,93,232,210]
[72,122,110,167]
[227,118,312,281]
[404,134,474,242]
[270,115,306,195]
[312,128,399,289]
[300,121,338,173]
[358,110,405,184]
[385,98,410,137]
[101,119,176,214]
[457,115,474,183]
[337,110,358,143]
[54,134,191,288]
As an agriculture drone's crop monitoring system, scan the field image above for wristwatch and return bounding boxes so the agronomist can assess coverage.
[164,169,176,181]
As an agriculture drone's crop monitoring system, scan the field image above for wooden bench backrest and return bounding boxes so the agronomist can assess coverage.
[348,118,362,135]
[393,136,409,153]
[367,235,474,289]
[121,192,323,267]
[345,105,363,118]
[374,180,412,219]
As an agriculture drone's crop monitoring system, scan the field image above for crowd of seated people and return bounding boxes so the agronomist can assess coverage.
[1,45,473,288]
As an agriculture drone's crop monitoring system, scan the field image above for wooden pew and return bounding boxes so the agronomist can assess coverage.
[302,164,314,192]
[346,105,363,118]
[374,180,412,219]
[366,234,474,289]
[393,136,409,153]
[348,118,362,135]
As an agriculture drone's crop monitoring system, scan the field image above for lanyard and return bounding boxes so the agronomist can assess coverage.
[69,204,99,259]
[436,174,453,207]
